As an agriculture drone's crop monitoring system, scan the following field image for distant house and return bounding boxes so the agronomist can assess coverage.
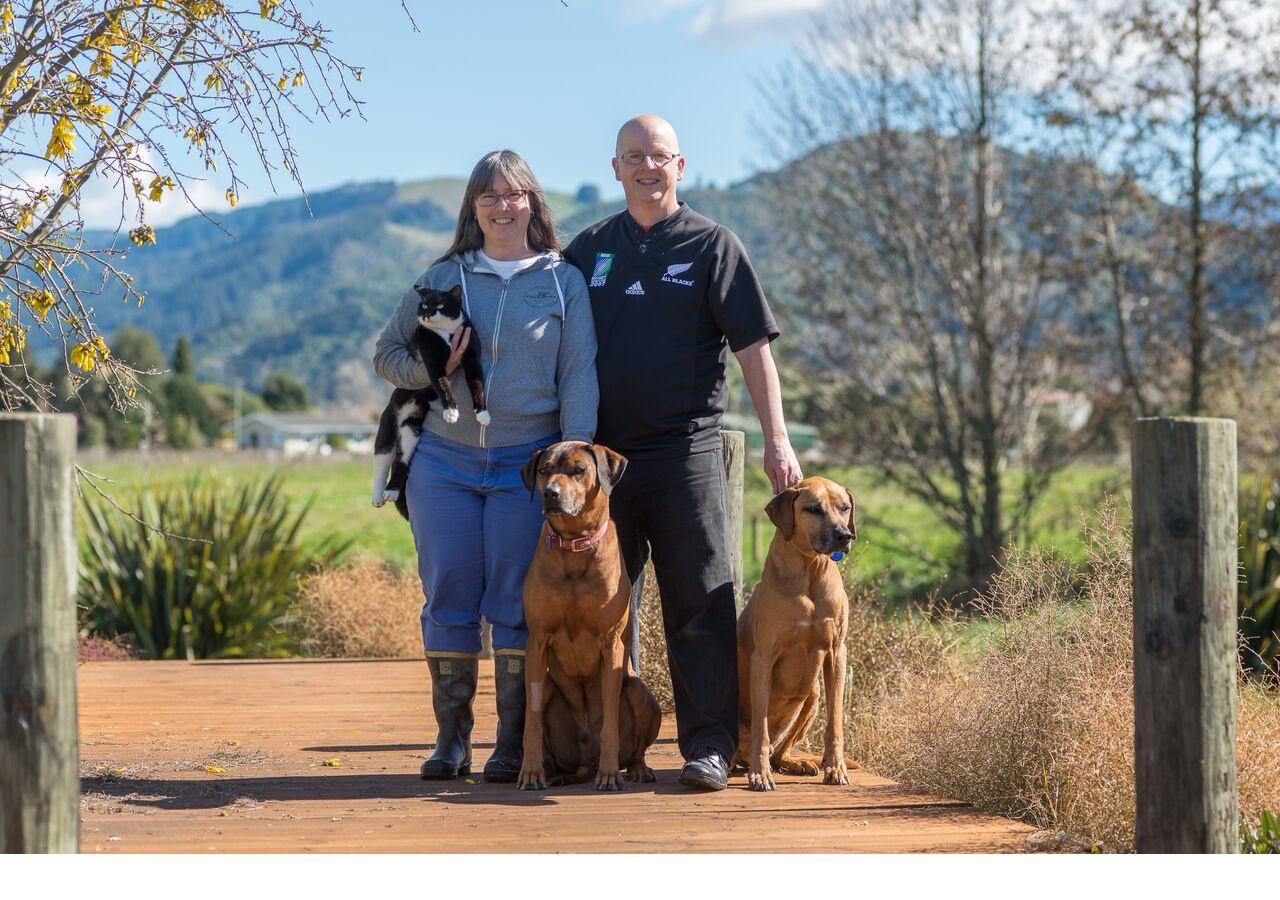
[231,412,377,456]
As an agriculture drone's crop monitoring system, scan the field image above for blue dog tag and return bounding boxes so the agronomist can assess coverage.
[829,551,845,563]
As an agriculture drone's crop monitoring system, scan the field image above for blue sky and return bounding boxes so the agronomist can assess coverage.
[125,0,826,225]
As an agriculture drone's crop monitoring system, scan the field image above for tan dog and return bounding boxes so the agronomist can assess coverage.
[517,441,661,791]
[734,476,857,791]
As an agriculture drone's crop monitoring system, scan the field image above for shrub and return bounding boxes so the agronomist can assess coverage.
[1242,810,1280,854]
[1240,477,1280,674]
[291,556,424,658]
[79,474,341,659]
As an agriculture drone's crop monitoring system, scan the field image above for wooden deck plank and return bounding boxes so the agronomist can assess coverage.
[77,659,1033,853]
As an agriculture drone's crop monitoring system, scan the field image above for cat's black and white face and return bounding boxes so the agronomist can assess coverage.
[414,284,465,331]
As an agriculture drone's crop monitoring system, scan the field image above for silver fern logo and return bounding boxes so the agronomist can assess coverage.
[661,262,695,286]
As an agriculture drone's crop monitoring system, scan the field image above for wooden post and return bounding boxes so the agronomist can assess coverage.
[1132,417,1238,854]
[722,430,745,615]
[0,413,79,854]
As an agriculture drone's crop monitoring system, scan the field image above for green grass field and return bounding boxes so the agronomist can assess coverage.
[83,451,1130,604]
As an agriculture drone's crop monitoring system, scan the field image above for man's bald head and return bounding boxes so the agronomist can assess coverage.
[612,115,685,223]
[615,115,680,156]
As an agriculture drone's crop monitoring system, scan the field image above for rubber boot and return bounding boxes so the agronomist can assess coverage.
[420,654,478,780]
[483,651,526,783]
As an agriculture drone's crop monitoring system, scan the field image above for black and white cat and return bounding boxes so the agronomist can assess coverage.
[372,284,488,519]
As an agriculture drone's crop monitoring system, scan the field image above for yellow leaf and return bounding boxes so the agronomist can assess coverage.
[225,188,237,207]
[24,289,55,320]
[291,71,304,87]
[129,225,155,246]
[70,341,96,372]
[15,204,33,231]
[321,758,341,767]
[277,74,288,91]
[46,116,75,160]
[0,4,12,35]
[203,764,226,774]
[147,175,174,203]
[259,0,280,18]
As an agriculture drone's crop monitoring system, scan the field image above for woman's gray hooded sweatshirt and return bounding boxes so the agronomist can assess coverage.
[373,249,598,448]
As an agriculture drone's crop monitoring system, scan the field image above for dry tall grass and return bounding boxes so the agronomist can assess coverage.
[837,504,1280,851]
[637,564,675,712]
[291,556,423,658]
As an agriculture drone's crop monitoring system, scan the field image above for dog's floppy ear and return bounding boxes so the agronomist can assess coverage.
[521,449,543,496]
[765,487,799,541]
[591,444,628,496]
[845,487,857,542]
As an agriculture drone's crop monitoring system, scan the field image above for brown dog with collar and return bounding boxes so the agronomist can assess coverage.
[517,440,661,791]
[734,476,857,791]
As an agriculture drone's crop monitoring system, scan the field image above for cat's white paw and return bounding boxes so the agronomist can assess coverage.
[383,489,400,504]
[372,491,386,508]
[475,410,491,425]
[443,408,460,424]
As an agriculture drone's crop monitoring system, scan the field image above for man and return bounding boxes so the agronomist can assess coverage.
[564,115,802,791]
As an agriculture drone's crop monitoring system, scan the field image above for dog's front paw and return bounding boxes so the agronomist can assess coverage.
[822,762,849,786]
[442,407,460,424]
[516,763,546,791]
[595,769,624,791]
[747,761,775,792]
[626,762,657,784]
[475,409,491,425]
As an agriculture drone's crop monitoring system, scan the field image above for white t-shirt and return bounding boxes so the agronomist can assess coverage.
[478,250,541,281]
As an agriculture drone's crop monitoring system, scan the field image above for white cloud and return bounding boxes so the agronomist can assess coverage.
[13,143,234,233]
[630,0,833,45]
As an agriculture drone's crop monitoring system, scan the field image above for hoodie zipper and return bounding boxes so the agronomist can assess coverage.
[478,276,511,448]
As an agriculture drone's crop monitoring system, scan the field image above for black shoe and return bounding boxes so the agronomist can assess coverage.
[483,652,525,783]
[420,655,478,780]
[679,748,729,791]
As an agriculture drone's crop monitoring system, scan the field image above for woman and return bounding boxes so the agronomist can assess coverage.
[373,150,597,782]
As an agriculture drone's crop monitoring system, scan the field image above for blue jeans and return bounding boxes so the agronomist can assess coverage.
[406,429,555,654]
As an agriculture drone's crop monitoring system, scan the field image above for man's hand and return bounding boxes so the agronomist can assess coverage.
[444,327,471,376]
[763,440,803,494]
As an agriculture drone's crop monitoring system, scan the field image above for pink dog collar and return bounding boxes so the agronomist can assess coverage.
[543,518,609,552]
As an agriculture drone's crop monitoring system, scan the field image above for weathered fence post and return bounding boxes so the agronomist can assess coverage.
[722,430,745,615]
[0,413,79,853]
[1132,416,1238,854]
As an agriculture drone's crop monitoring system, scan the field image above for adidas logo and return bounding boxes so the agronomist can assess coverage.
[625,280,645,296]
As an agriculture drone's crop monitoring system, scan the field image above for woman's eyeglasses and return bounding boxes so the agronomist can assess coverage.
[476,189,530,207]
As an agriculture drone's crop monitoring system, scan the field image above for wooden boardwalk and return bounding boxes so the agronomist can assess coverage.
[78,659,1034,853]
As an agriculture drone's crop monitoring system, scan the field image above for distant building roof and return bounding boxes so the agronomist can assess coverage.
[231,412,377,435]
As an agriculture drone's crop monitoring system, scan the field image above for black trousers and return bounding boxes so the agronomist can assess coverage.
[612,446,739,762]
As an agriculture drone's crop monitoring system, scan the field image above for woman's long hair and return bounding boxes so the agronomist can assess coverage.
[434,149,561,264]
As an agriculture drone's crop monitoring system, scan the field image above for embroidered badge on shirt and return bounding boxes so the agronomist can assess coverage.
[625,280,645,296]
[661,262,695,286]
[590,252,614,287]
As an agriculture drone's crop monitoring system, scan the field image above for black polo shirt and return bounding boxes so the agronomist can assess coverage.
[564,202,779,459]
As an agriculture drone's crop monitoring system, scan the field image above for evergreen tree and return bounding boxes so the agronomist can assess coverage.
[172,336,194,377]
[262,372,309,412]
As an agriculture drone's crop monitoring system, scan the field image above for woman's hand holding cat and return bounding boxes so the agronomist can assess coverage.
[444,327,471,376]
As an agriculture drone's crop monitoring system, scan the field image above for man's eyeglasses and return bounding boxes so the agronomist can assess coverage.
[616,151,680,167]
[476,189,530,207]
